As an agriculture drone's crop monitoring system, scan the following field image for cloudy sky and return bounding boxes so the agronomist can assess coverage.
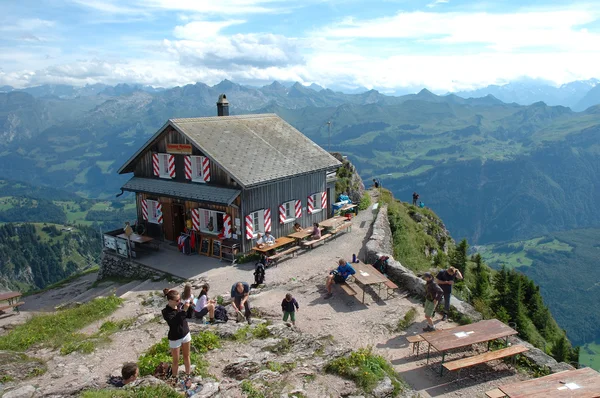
[1,0,599,92]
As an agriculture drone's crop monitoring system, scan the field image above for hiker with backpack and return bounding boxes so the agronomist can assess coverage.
[194,283,216,323]
[161,288,192,379]
[422,273,443,332]
[231,282,252,324]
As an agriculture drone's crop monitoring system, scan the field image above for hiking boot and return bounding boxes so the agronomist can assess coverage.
[423,325,435,332]
[246,317,252,325]
[209,318,216,324]
[442,314,448,321]
[324,292,333,299]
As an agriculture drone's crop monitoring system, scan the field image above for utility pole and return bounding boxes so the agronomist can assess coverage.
[326,121,332,151]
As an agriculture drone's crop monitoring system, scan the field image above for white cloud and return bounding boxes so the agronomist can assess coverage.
[319,8,600,51]
[173,20,246,40]
[0,18,56,32]
[69,0,289,15]
[427,0,449,9]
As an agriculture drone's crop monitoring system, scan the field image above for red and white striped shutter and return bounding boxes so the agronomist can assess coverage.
[264,208,272,232]
[295,200,302,218]
[245,215,254,239]
[279,204,286,224]
[156,202,163,224]
[152,153,160,176]
[184,156,192,180]
[168,154,176,178]
[224,214,232,238]
[321,191,327,209]
[202,157,211,182]
[141,199,148,220]
[191,209,200,231]
[307,195,314,214]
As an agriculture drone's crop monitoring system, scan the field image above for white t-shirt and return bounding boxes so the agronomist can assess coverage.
[195,295,208,311]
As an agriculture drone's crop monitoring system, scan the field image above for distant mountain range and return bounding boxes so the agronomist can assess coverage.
[454,78,600,111]
[3,77,600,110]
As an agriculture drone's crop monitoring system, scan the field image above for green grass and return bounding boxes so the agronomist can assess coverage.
[396,307,417,331]
[381,190,444,273]
[580,341,600,371]
[324,347,407,396]
[59,317,137,355]
[241,380,265,398]
[357,192,372,211]
[137,331,221,377]
[0,296,123,352]
[80,385,182,398]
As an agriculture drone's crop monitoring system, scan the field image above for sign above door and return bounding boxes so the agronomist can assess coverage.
[167,144,193,154]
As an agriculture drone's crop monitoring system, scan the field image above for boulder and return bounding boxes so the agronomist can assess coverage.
[191,382,220,398]
[372,377,394,398]
[2,385,36,398]
[222,360,261,380]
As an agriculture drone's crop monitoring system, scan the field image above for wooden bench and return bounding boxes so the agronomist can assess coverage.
[0,301,25,314]
[442,345,528,374]
[267,246,300,264]
[485,389,506,398]
[339,282,357,296]
[407,335,426,356]
[367,264,398,299]
[301,234,332,249]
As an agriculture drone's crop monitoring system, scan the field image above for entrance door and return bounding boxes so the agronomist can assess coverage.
[172,204,185,239]
[162,204,174,241]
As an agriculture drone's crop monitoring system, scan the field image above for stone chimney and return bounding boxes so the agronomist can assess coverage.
[217,94,229,116]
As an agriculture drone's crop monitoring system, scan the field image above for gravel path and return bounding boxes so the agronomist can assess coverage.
[1,192,528,397]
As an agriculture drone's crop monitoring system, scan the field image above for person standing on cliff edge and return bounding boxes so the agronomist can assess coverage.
[436,266,463,321]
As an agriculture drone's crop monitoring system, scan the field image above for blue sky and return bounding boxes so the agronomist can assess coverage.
[1,0,599,92]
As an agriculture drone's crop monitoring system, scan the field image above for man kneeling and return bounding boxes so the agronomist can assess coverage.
[324,258,356,299]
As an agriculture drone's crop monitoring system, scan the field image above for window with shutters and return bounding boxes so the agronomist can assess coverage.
[310,193,323,212]
[147,200,159,223]
[283,200,296,223]
[158,154,170,178]
[250,210,265,236]
[199,209,225,234]
[192,156,205,183]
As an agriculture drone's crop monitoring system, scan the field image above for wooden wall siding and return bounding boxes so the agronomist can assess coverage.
[132,125,237,187]
[135,192,240,241]
[240,172,328,252]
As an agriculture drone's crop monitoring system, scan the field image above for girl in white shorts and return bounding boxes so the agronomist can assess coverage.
[162,288,192,378]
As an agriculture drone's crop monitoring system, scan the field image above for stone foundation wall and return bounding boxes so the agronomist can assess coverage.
[366,203,573,373]
[98,250,169,281]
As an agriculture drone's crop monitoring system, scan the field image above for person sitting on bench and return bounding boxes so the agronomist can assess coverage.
[293,222,302,232]
[311,223,321,240]
[324,258,356,299]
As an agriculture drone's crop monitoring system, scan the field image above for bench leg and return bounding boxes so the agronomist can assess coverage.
[439,352,446,377]
[426,344,431,364]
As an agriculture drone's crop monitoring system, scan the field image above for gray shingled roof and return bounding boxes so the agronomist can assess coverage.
[118,114,342,188]
[121,177,240,205]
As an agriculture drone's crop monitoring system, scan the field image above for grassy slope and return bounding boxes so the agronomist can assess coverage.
[478,228,600,370]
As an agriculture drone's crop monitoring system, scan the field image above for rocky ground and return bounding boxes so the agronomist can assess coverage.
[0,191,530,398]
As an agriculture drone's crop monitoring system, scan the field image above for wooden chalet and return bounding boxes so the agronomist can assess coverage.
[117,94,342,255]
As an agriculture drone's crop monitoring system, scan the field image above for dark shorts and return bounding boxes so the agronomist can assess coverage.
[334,274,346,284]
[195,307,209,318]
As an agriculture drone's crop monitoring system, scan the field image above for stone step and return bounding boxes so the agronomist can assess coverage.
[60,283,116,308]
[114,279,146,298]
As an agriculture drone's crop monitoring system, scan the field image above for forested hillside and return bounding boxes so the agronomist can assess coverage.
[380,190,579,366]
[0,223,102,291]
[478,228,600,369]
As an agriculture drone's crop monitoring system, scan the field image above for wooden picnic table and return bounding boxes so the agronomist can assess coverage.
[288,227,323,241]
[252,237,296,254]
[498,367,600,398]
[0,291,22,304]
[0,291,24,314]
[319,216,345,229]
[421,319,518,376]
[352,262,389,304]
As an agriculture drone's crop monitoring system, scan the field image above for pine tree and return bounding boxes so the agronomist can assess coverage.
[492,265,510,312]
[449,239,469,277]
[552,335,570,363]
[471,254,490,301]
